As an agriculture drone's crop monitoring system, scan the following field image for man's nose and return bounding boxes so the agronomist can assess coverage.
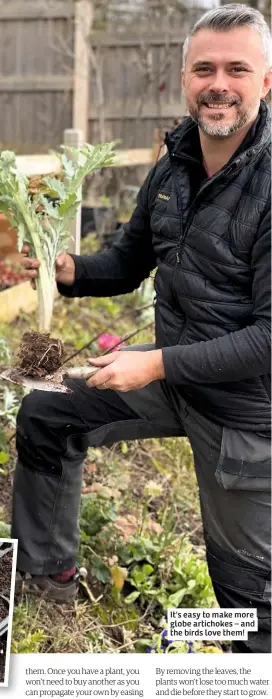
[208,70,229,93]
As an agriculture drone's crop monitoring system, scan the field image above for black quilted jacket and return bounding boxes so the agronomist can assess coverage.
[59,100,271,432]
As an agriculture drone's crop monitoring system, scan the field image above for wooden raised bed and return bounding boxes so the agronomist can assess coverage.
[0,214,18,259]
[0,280,37,324]
[0,212,37,323]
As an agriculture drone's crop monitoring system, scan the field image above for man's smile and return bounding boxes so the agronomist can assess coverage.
[202,103,235,109]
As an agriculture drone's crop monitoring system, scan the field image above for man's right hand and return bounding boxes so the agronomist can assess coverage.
[21,245,76,288]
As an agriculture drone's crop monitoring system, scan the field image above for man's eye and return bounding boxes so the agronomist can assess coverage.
[195,66,247,74]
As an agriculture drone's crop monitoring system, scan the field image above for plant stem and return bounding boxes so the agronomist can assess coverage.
[13,195,55,332]
[36,274,55,333]
[31,257,54,333]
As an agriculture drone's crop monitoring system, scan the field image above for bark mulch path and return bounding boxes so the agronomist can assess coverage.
[0,634,7,684]
[0,550,13,596]
[0,596,8,623]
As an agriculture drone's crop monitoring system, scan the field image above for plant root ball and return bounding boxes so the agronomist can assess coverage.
[16,331,65,378]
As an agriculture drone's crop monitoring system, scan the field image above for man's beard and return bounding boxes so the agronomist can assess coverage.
[187,92,251,138]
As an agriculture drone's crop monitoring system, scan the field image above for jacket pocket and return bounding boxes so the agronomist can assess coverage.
[215,427,271,492]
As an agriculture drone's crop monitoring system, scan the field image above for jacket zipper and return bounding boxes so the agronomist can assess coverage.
[170,156,239,343]
[176,158,235,251]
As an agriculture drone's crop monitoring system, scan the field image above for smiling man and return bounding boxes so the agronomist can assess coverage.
[185,32,265,137]
[181,15,271,176]
[15,5,271,653]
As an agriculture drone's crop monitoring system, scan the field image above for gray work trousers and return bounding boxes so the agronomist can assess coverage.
[12,346,271,653]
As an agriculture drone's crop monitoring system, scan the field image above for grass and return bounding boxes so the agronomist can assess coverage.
[0,232,223,655]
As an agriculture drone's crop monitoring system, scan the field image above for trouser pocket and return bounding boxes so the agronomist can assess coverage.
[215,428,271,491]
[206,539,271,653]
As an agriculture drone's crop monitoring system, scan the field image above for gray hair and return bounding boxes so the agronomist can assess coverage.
[183,4,272,68]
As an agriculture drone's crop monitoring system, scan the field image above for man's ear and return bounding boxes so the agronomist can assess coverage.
[181,68,185,92]
[261,68,272,99]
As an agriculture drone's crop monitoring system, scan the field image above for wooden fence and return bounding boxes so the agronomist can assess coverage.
[0,1,269,152]
[0,0,200,151]
[88,31,190,148]
[0,0,75,152]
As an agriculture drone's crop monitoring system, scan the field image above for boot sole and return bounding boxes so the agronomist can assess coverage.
[15,579,78,603]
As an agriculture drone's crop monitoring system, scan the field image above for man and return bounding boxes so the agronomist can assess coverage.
[15,4,271,653]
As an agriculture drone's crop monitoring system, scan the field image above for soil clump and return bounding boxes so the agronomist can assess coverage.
[12,331,65,379]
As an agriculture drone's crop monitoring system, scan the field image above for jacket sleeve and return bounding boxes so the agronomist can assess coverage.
[57,169,157,299]
[162,208,271,385]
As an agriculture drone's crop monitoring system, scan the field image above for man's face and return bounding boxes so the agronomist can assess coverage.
[181,27,272,138]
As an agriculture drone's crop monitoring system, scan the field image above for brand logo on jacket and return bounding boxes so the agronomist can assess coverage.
[157,193,170,201]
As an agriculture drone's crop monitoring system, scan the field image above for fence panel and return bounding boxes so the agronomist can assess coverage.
[0,2,269,151]
[0,1,74,152]
[88,31,193,147]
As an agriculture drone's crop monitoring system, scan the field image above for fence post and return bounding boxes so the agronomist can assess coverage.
[152,128,166,164]
[73,0,93,140]
[64,128,83,255]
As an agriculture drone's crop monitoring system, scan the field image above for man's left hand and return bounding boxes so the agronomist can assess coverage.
[87,350,165,392]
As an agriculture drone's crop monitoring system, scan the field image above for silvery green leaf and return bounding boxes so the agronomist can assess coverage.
[0,151,16,167]
[17,173,29,199]
[0,195,14,204]
[77,152,87,167]
[0,340,10,363]
[58,192,78,218]
[42,177,66,201]
[39,195,60,220]
[61,153,75,179]
[2,387,17,412]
